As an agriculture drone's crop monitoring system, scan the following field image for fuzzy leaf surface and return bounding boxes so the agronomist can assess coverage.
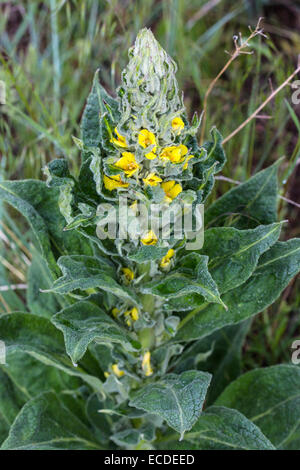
[130,370,211,438]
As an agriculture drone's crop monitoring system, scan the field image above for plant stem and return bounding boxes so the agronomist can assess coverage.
[223,63,300,145]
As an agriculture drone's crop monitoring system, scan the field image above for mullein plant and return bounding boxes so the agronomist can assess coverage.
[0,29,300,450]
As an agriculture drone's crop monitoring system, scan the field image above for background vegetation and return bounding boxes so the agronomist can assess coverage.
[0,0,299,370]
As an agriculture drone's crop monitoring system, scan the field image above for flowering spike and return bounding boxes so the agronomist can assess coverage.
[118,28,184,139]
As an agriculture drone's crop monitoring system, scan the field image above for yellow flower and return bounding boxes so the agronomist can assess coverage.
[143,173,162,186]
[171,117,184,133]
[104,371,110,378]
[145,151,157,160]
[160,144,188,163]
[160,248,175,268]
[122,267,134,282]
[110,128,127,148]
[138,129,157,150]
[112,364,125,377]
[161,180,182,202]
[141,230,158,245]
[138,129,157,159]
[124,307,139,326]
[103,174,129,191]
[112,307,120,318]
[142,351,153,377]
[183,154,194,170]
[115,152,139,177]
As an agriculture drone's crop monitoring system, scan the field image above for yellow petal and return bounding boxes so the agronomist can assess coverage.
[143,173,162,186]
[115,152,139,177]
[172,117,185,132]
[131,307,139,322]
[178,144,188,156]
[169,183,183,199]
[138,129,157,152]
[112,364,124,377]
[160,146,175,159]
[110,128,127,148]
[161,180,175,193]
[142,351,153,377]
[160,145,187,163]
[103,174,129,191]
[124,307,139,322]
[112,307,120,318]
[122,267,134,282]
[183,155,194,170]
[161,181,182,200]
[141,230,158,245]
[145,151,157,160]
[160,248,175,268]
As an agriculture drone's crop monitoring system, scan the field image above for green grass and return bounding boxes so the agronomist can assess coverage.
[0,0,299,369]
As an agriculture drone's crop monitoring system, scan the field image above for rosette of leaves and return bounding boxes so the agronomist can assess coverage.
[0,29,300,451]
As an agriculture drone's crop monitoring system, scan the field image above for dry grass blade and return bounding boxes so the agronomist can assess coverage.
[223,60,300,145]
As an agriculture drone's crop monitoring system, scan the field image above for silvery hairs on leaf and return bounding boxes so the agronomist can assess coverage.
[118,28,185,142]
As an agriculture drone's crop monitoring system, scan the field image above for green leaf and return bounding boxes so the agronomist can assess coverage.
[176,238,300,342]
[3,351,80,398]
[215,365,300,450]
[129,370,212,439]
[26,251,62,317]
[0,312,104,393]
[142,254,226,309]
[0,415,9,446]
[202,222,282,293]
[202,127,226,173]
[173,320,252,405]
[52,300,141,364]
[47,255,140,306]
[0,180,93,276]
[188,128,226,202]
[81,69,118,151]
[159,406,275,450]
[86,393,118,445]
[1,392,102,450]
[206,160,281,228]
[78,156,102,202]
[46,158,72,184]
[128,245,169,263]
[0,180,58,275]
[0,368,26,433]
[81,70,102,148]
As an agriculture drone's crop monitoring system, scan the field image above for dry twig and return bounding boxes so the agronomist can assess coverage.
[200,18,267,143]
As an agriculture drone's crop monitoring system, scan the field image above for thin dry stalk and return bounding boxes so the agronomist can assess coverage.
[200,18,266,144]
[0,293,11,313]
[223,62,300,144]
[0,221,32,260]
[187,0,222,30]
[0,255,26,282]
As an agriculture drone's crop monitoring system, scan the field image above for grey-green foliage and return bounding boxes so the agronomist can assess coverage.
[175,238,300,342]
[118,28,183,139]
[0,28,300,451]
[2,392,102,450]
[158,406,275,450]
[142,254,226,307]
[129,370,212,439]
[215,365,300,450]
[52,300,141,364]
